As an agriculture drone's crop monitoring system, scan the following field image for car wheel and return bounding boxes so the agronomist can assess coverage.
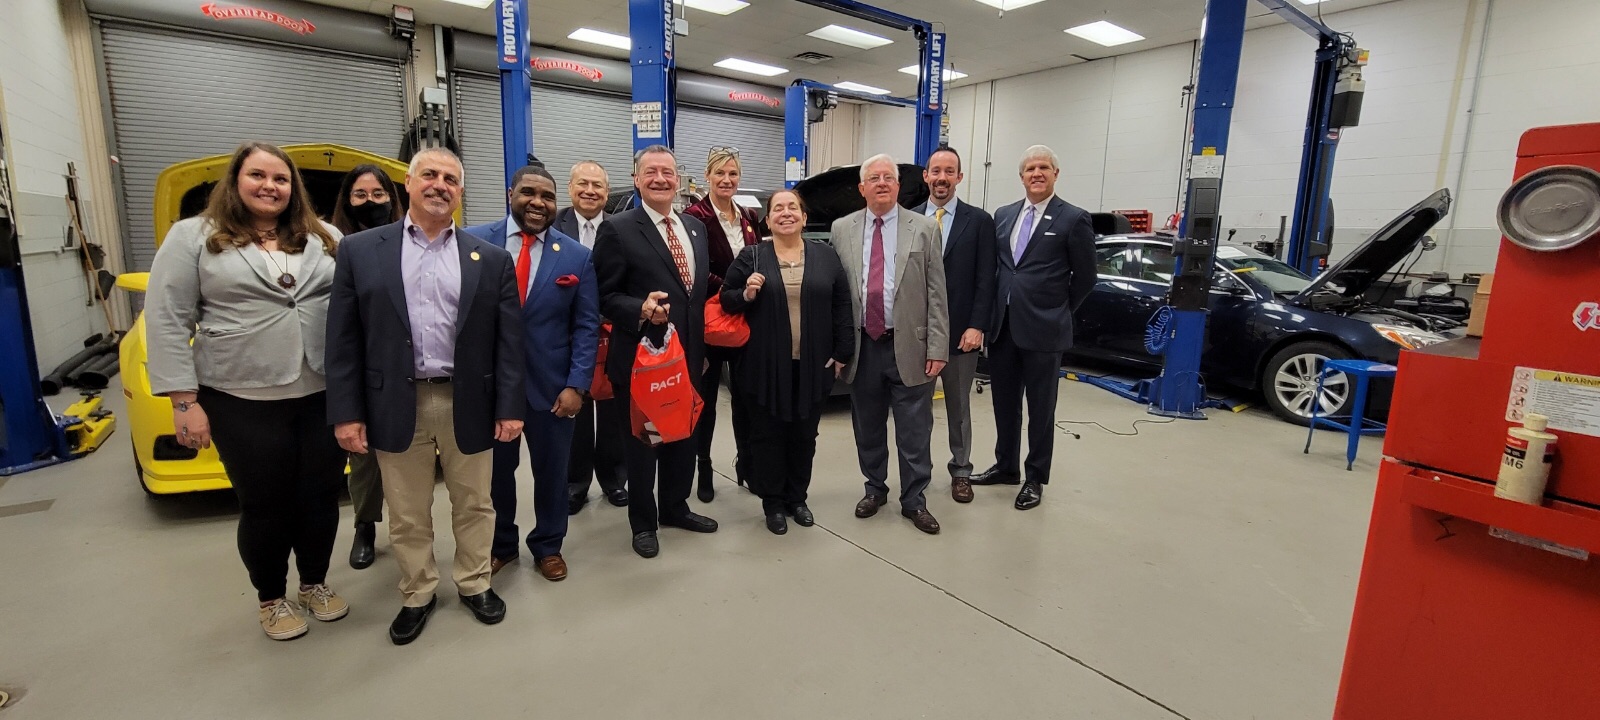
[1261,341,1353,425]
[132,438,155,496]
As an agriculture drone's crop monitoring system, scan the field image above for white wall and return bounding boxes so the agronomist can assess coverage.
[856,0,1600,278]
[858,102,916,168]
[0,0,112,371]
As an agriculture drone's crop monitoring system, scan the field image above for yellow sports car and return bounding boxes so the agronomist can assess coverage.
[119,144,428,494]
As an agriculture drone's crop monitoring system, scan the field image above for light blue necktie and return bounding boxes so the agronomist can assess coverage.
[1014,205,1037,263]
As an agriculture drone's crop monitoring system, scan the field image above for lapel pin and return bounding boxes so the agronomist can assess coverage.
[470,251,481,261]
[553,243,561,252]
[1044,215,1053,220]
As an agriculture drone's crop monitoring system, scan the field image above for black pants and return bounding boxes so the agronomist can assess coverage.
[747,364,824,515]
[613,381,696,535]
[988,314,1063,485]
[567,395,628,497]
[698,349,753,481]
[200,388,346,602]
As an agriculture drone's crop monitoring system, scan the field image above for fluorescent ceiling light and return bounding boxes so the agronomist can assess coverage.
[834,81,891,95]
[807,24,894,49]
[440,0,494,8]
[1064,20,1144,47]
[675,0,750,14]
[898,65,970,81]
[713,57,788,77]
[567,28,632,51]
[972,0,1049,10]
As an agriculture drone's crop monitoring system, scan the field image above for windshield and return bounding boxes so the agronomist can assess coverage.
[1215,246,1311,294]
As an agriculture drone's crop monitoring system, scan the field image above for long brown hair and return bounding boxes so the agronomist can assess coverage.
[202,141,336,256]
[329,164,402,235]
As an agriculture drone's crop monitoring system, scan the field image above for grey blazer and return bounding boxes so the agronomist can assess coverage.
[146,216,342,395]
[830,207,950,387]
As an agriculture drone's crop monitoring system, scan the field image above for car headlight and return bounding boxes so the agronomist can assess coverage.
[1372,323,1446,349]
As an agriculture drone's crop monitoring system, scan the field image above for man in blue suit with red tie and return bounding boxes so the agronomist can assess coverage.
[466,164,599,581]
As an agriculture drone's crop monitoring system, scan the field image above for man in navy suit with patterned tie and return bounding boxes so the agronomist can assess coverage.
[972,145,1097,511]
[467,165,599,581]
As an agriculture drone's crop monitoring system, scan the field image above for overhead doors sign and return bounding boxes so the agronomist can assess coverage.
[633,101,663,140]
[531,57,603,82]
[199,2,316,35]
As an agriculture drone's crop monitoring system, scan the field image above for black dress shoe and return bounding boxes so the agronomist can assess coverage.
[697,458,715,502]
[855,494,888,518]
[388,596,437,645]
[567,491,588,516]
[971,465,1022,486]
[1015,480,1044,510]
[901,507,942,534]
[661,511,718,533]
[605,487,630,507]
[632,531,659,558]
[459,589,507,625]
[765,512,788,535]
[349,521,376,570]
[788,503,815,527]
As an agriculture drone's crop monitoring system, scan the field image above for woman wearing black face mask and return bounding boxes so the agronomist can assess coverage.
[328,165,402,570]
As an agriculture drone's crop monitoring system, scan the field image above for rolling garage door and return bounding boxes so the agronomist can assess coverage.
[675,105,785,194]
[456,73,507,226]
[99,23,405,270]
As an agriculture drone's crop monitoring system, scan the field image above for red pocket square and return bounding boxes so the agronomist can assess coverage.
[555,274,580,287]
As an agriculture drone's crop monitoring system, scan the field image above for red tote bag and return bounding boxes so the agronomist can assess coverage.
[628,323,703,446]
[590,321,615,400]
[704,294,750,348]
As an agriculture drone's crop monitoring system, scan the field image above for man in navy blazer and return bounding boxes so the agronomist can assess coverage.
[325,148,524,644]
[466,165,599,582]
[972,145,1097,511]
[913,147,996,504]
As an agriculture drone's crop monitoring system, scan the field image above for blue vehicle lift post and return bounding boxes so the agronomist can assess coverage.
[784,80,916,189]
[496,0,533,192]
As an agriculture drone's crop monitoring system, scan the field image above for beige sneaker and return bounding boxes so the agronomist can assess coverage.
[297,584,349,622]
[259,598,308,640]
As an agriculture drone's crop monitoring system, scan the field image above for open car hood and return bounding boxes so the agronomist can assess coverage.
[793,164,929,232]
[1290,189,1451,307]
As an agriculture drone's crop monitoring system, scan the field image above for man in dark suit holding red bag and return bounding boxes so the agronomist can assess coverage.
[593,145,719,559]
[466,165,599,580]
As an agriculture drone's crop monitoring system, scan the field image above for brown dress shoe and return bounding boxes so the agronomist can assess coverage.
[855,494,888,518]
[952,476,974,504]
[489,555,517,576]
[901,507,941,534]
[535,554,568,582]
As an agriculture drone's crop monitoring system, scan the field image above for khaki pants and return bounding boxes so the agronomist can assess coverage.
[374,383,495,607]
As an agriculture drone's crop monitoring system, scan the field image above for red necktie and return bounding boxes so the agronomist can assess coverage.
[865,217,886,340]
[661,218,692,289]
[515,232,535,305]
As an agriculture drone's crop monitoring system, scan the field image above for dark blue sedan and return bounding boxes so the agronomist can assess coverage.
[1068,191,1454,424]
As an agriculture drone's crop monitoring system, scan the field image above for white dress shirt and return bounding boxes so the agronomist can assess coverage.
[642,203,697,284]
[575,210,604,249]
[861,205,899,329]
[924,196,957,245]
[503,216,545,302]
[1009,197,1051,257]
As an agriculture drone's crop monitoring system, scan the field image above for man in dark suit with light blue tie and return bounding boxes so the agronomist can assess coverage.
[972,145,1098,510]
[466,165,600,581]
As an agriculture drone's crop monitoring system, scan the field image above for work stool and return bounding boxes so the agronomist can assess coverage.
[1303,359,1397,471]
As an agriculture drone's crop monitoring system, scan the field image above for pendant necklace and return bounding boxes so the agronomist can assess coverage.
[254,228,295,290]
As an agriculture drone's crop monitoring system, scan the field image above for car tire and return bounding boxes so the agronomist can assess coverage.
[1261,341,1354,426]
[132,438,155,497]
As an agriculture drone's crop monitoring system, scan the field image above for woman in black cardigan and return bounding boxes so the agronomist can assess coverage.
[721,190,855,534]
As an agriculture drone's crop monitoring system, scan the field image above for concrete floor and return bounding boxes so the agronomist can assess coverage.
[0,375,1383,719]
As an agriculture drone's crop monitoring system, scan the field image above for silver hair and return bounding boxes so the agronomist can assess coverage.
[1018,144,1059,173]
[633,145,677,175]
[569,160,610,185]
[408,147,464,177]
[859,153,897,182]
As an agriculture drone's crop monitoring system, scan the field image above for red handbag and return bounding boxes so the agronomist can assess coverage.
[590,321,614,400]
[629,323,703,446]
[704,293,750,348]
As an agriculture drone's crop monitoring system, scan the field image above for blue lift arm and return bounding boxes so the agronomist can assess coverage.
[497,0,533,192]
[784,80,915,188]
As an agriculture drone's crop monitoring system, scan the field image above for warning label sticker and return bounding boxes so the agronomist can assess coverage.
[1506,366,1600,437]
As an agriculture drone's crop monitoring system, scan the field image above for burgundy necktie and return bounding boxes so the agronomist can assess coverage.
[865,217,886,340]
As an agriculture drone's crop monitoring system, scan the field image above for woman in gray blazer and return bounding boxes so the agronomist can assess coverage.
[146,142,347,641]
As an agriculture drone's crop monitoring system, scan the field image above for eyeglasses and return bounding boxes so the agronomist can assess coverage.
[351,189,390,202]
[863,174,897,184]
[709,146,741,157]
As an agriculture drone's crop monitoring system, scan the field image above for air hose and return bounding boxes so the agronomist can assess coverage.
[1144,305,1175,355]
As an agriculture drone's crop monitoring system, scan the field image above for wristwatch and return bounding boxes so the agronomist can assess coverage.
[175,400,198,412]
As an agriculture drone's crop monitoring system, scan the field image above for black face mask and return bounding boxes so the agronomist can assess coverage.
[349,201,392,230]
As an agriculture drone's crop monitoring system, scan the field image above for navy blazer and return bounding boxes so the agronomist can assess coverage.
[991,196,1098,353]
[325,220,525,455]
[464,218,600,410]
[914,198,997,353]
[592,207,710,387]
[554,206,608,247]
